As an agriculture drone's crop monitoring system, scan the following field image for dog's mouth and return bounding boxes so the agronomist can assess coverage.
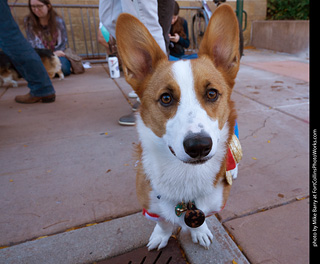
[169,146,176,156]
[168,146,211,165]
[183,157,210,165]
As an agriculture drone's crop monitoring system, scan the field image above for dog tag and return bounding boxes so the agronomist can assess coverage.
[175,202,187,217]
[184,201,205,228]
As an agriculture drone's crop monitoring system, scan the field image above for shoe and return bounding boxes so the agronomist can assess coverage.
[15,93,56,104]
[132,101,140,112]
[118,113,135,126]
[128,91,138,98]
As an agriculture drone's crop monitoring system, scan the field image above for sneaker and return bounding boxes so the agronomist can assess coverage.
[132,101,140,112]
[128,91,138,98]
[118,113,135,126]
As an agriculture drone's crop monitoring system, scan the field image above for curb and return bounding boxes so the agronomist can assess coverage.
[0,213,249,264]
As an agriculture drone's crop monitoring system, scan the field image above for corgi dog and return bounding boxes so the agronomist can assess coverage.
[116,4,241,250]
[0,48,64,87]
[0,52,19,87]
[35,48,64,80]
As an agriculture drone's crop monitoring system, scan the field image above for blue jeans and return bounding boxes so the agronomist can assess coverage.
[59,56,71,76]
[169,54,199,61]
[0,0,55,97]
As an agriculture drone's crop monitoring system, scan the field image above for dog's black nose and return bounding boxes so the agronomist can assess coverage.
[183,133,212,159]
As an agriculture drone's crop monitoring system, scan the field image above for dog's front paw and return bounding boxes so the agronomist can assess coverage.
[58,73,64,80]
[190,223,213,249]
[11,80,18,87]
[147,222,173,251]
[231,164,239,179]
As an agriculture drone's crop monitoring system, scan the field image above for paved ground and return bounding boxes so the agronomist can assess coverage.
[0,49,309,263]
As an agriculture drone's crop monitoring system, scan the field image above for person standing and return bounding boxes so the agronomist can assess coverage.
[99,0,174,125]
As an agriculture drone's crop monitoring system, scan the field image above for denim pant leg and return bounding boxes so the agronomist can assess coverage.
[158,0,175,55]
[0,0,55,97]
[59,57,71,76]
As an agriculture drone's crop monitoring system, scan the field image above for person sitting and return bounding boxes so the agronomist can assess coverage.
[169,2,189,59]
[169,2,197,61]
[24,0,71,76]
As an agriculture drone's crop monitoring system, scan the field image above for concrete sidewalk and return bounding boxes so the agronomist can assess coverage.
[0,49,309,263]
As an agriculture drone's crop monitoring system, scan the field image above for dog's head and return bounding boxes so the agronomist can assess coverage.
[116,5,240,165]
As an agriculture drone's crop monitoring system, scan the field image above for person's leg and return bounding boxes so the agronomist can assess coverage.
[180,53,199,60]
[136,0,167,54]
[0,0,55,99]
[157,0,175,55]
[118,0,173,126]
[59,56,71,76]
[169,55,179,61]
[99,0,122,39]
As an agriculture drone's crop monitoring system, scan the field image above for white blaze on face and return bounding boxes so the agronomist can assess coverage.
[162,60,221,163]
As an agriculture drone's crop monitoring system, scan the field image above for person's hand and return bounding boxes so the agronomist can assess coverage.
[169,33,180,43]
[54,50,65,57]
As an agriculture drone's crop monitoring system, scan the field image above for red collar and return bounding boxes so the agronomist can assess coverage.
[143,208,160,220]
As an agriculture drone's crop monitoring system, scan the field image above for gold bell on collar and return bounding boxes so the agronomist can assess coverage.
[228,134,243,164]
[225,134,243,185]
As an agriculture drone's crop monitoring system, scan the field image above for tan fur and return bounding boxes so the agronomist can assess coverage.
[190,57,237,131]
[0,68,19,87]
[41,55,64,80]
[213,162,231,205]
[0,53,63,87]
[198,4,240,87]
[135,143,152,209]
[140,61,181,138]
[196,4,239,197]
[116,14,167,98]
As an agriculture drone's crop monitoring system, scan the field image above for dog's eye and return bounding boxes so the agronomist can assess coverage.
[160,93,173,106]
[206,88,219,102]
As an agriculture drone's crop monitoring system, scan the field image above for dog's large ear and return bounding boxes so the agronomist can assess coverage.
[198,4,240,85]
[116,13,167,97]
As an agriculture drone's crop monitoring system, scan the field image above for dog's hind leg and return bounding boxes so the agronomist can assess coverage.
[147,219,174,251]
[57,70,64,80]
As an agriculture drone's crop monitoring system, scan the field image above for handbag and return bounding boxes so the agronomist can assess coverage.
[64,48,85,74]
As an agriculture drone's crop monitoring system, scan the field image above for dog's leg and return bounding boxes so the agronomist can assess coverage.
[57,70,64,80]
[231,164,239,179]
[47,71,55,79]
[1,76,17,87]
[11,80,18,87]
[147,219,174,251]
[189,221,213,249]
